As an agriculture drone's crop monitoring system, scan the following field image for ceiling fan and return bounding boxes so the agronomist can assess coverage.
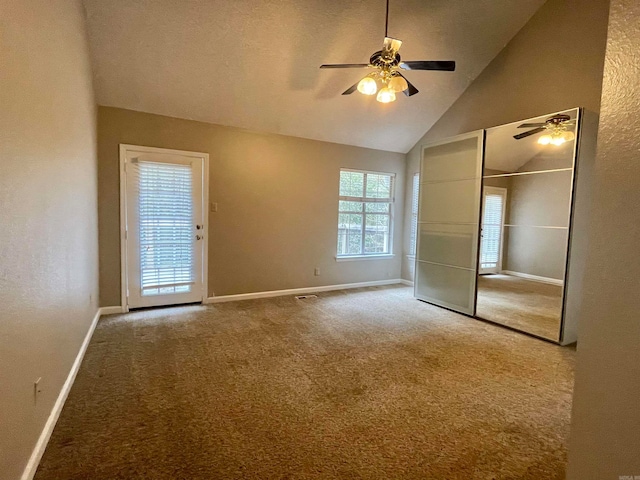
[319,0,456,104]
[514,114,577,145]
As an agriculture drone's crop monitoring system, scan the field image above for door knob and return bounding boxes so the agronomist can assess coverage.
[196,235,203,241]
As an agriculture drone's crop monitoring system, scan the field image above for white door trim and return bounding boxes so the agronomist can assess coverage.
[119,144,209,312]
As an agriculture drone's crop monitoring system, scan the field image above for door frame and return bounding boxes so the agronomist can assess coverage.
[479,186,507,275]
[119,144,209,312]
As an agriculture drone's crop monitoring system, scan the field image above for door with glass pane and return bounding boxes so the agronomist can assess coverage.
[414,131,484,315]
[479,187,507,274]
[121,145,207,309]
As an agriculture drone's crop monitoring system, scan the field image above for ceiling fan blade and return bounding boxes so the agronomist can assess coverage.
[517,123,546,128]
[513,127,546,140]
[342,79,363,95]
[400,61,456,71]
[398,74,419,96]
[320,63,371,69]
[383,37,403,53]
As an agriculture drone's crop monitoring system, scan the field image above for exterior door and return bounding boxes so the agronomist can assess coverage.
[121,145,208,309]
[479,187,507,274]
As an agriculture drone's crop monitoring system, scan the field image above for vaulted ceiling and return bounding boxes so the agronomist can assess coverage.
[83,0,546,153]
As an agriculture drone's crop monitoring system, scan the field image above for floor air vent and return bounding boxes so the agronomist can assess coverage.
[295,295,318,300]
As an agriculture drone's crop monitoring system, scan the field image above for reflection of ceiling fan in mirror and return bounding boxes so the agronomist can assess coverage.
[319,0,456,104]
[514,114,577,145]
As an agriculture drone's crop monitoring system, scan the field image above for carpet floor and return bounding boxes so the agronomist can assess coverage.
[476,275,563,340]
[36,285,574,480]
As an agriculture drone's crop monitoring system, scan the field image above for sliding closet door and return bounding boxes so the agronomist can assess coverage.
[414,131,484,315]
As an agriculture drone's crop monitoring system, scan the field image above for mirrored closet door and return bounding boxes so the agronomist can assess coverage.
[415,108,586,344]
[476,108,580,341]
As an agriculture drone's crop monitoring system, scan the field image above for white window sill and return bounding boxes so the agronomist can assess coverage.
[335,254,395,262]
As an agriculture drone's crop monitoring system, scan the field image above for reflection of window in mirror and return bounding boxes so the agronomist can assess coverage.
[480,187,507,275]
[410,173,419,256]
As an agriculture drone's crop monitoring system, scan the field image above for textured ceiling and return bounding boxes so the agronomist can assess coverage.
[83,0,546,153]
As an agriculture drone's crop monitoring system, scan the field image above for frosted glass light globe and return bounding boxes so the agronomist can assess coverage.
[537,134,552,145]
[376,87,396,103]
[357,77,378,95]
[389,75,408,93]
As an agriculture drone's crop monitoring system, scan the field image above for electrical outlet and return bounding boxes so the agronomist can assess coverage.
[34,377,42,404]
[314,267,320,276]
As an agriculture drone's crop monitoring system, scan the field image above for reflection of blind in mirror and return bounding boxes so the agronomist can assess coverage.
[481,194,503,268]
[136,161,195,296]
[410,173,419,255]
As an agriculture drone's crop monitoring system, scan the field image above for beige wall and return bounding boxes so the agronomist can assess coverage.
[401,0,610,281]
[568,0,640,475]
[0,1,99,478]
[98,107,405,306]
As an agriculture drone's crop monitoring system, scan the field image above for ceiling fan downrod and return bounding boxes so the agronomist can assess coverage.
[385,0,390,38]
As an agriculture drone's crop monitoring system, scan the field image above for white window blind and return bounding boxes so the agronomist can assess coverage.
[337,169,394,256]
[480,193,504,269]
[410,173,419,256]
[135,160,194,296]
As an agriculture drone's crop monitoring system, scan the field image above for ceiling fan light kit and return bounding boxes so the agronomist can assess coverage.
[537,129,576,146]
[320,0,456,104]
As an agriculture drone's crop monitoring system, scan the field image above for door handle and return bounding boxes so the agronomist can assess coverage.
[196,235,203,241]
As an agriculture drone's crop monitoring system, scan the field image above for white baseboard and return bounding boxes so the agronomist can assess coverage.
[21,308,103,480]
[204,279,407,304]
[99,306,125,315]
[400,279,414,286]
[501,270,563,286]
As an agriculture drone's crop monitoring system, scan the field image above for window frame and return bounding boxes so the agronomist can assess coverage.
[336,168,396,259]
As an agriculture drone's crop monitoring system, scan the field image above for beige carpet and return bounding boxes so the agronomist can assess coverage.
[476,275,563,341]
[36,285,574,480]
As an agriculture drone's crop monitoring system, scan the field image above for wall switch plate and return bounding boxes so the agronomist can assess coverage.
[210,202,218,213]
[314,267,320,276]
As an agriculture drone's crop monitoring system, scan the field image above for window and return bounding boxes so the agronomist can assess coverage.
[337,169,395,257]
[410,173,419,256]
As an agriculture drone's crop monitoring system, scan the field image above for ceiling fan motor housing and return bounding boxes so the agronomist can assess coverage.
[370,50,401,67]
[547,114,572,125]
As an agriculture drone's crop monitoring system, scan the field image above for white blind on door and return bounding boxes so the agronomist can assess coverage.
[134,160,194,295]
[481,193,503,266]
